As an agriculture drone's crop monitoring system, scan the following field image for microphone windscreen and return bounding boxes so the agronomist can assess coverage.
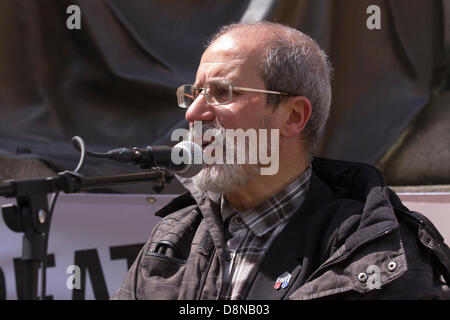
[172,141,203,178]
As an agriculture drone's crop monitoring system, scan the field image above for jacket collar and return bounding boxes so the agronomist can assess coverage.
[311,157,401,251]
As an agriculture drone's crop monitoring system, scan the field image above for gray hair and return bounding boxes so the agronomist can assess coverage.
[209,22,333,152]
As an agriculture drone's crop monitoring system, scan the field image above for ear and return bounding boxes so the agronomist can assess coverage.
[280,96,312,138]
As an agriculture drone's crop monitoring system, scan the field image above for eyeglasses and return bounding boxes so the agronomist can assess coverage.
[176,80,294,108]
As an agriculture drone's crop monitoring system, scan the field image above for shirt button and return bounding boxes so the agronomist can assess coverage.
[232,216,243,225]
[225,251,234,262]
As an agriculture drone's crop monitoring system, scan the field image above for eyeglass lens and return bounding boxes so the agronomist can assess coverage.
[178,83,232,108]
[177,85,196,108]
[205,83,231,105]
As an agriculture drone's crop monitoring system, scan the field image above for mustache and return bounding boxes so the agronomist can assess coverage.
[189,120,224,143]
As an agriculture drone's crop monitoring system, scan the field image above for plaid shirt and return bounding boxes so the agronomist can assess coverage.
[218,166,312,299]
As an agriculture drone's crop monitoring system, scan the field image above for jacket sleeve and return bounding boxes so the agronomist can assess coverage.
[363,220,450,300]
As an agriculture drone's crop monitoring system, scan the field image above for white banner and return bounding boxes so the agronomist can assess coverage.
[0,193,176,300]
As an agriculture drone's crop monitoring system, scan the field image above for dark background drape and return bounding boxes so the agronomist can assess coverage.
[0,0,449,193]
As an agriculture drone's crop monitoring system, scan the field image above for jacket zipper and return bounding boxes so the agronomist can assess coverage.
[196,247,216,299]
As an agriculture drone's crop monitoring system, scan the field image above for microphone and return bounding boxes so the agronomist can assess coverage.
[106,141,203,178]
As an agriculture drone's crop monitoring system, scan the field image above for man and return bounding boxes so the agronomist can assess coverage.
[112,22,449,300]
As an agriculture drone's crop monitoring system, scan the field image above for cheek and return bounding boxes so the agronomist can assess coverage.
[263,105,285,129]
[212,107,245,129]
[234,97,267,127]
[214,96,267,129]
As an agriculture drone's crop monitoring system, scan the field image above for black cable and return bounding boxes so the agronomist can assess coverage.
[39,136,87,299]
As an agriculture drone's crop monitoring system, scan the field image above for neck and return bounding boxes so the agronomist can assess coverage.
[225,153,310,212]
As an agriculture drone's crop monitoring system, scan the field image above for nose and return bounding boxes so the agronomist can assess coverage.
[185,93,215,123]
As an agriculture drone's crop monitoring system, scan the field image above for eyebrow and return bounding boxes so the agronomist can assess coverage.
[194,78,231,88]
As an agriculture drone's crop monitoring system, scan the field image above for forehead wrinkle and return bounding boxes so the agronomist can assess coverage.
[196,60,243,85]
[201,59,243,65]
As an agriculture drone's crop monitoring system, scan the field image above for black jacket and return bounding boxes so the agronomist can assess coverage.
[112,158,450,299]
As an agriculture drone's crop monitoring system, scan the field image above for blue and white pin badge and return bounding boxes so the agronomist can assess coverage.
[274,272,292,290]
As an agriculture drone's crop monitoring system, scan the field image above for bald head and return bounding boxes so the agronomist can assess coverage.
[207,22,332,152]
[210,21,311,46]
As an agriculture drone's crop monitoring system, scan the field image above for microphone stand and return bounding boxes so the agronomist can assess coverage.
[0,169,169,300]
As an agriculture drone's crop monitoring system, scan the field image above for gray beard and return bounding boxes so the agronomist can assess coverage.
[190,120,260,194]
[192,162,259,194]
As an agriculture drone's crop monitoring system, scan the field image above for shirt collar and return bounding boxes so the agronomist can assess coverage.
[221,165,312,237]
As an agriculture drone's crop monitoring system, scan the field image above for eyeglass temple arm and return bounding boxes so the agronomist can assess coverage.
[232,86,292,96]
